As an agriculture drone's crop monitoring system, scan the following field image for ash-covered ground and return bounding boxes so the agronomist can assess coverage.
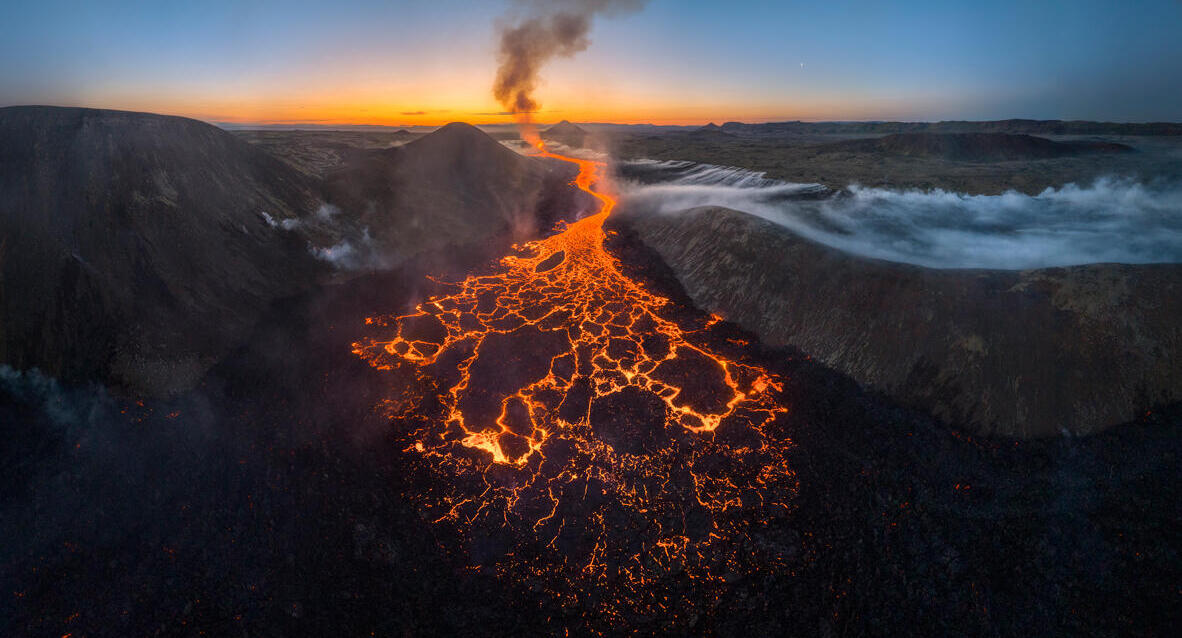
[2,226,1178,636]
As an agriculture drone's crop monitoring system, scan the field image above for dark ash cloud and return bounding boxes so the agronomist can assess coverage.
[493,0,647,115]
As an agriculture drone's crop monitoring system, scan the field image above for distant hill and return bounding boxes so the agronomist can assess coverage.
[718,119,1182,136]
[541,120,589,148]
[686,122,736,141]
[820,133,1134,161]
[0,106,324,395]
[323,122,588,263]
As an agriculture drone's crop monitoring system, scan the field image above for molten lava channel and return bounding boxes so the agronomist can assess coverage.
[353,141,797,602]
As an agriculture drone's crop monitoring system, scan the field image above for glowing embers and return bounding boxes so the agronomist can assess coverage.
[353,149,797,602]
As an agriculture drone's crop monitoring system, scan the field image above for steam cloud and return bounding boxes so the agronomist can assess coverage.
[493,0,647,115]
[310,227,392,271]
[620,160,1182,269]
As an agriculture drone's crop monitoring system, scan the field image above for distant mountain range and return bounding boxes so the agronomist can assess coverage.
[710,119,1182,136]
[820,133,1135,161]
[216,118,1182,137]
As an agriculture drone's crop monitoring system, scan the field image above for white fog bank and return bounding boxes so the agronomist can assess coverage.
[619,160,1182,270]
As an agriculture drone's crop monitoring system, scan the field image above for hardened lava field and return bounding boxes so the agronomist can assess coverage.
[352,147,799,611]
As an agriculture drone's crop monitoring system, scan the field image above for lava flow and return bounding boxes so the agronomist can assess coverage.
[353,139,798,613]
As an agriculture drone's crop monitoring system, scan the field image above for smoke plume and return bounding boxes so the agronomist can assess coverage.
[493,0,646,117]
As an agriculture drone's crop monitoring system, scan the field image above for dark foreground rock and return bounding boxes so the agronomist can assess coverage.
[610,205,1182,437]
[1,108,1177,635]
[1,235,1177,637]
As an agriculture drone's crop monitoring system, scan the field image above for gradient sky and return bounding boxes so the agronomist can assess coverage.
[2,0,1181,126]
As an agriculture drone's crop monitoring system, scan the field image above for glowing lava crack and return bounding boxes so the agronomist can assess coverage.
[354,143,798,607]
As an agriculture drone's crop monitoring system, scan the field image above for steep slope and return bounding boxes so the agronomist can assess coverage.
[0,106,324,395]
[322,122,587,264]
[610,205,1182,437]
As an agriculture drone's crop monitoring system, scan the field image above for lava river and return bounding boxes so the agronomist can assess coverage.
[353,143,798,615]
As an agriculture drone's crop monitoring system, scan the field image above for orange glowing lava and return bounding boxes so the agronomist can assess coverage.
[353,141,797,609]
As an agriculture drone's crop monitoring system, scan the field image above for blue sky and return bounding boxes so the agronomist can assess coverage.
[2,0,1180,124]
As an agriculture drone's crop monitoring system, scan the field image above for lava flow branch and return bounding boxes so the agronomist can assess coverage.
[353,137,798,612]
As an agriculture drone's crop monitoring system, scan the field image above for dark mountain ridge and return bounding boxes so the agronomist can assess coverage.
[718,118,1182,136]
[821,132,1134,161]
[0,106,324,395]
[611,205,1182,438]
[322,122,590,264]
[0,111,587,396]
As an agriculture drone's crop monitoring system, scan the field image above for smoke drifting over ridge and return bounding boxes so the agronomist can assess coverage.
[493,0,647,116]
[619,160,1182,269]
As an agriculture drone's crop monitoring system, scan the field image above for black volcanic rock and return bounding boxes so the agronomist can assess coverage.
[0,106,324,395]
[323,122,587,263]
[822,133,1134,161]
[541,120,589,148]
[610,205,1182,437]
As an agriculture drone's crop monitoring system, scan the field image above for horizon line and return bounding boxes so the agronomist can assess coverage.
[4,104,1181,130]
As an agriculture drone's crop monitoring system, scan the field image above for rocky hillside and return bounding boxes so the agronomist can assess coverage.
[822,133,1134,161]
[0,106,325,396]
[322,122,589,264]
[610,205,1182,437]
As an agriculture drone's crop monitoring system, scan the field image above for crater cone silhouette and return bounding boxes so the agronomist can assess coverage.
[542,120,590,149]
[322,122,582,262]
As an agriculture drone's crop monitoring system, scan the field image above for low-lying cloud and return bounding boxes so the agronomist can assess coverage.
[619,160,1182,269]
